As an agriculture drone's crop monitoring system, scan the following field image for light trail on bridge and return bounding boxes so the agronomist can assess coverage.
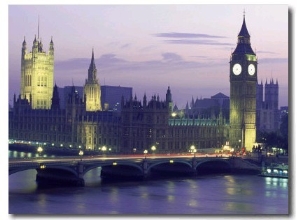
[9,153,233,164]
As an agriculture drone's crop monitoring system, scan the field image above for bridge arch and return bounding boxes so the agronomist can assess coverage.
[9,164,78,176]
[146,160,195,177]
[9,166,38,175]
[195,159,232,175]
[82,162,144,177]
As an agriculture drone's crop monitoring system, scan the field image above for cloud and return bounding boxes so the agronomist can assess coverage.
[55,58,90,71]
[154,32,232,46]
[257,50,276,54]
[49,54,288,82]
[258,58,288,64]
[55,53,128,71]
[154,32,226,39]
[162,52,183,62]
[120,43,130,49]
[164,39,233,46]
[139,45,157,52]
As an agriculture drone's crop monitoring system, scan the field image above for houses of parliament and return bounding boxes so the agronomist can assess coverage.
[9,15,281,154]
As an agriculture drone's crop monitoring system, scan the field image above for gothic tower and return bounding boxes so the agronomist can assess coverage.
[229,14,257,151]
[166,86,173,114]
[20,33,54,109]
[51,83,60,110]
[265,79,279,110]
[84,49,102,111]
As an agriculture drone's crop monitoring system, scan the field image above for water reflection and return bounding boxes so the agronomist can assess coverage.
[265,177,288,188]
[9,150,55,159]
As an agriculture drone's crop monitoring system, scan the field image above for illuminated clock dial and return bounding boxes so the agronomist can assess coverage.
[248,64,255,75]
[232,63,242,75]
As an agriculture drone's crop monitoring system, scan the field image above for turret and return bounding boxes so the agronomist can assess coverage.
[51,83,60,110]
[38,38,43,52]
[166,86,173,113]
[143,93,147,107]
[32,35,38,54]
[49,37,54,56]
[22,37,27,56]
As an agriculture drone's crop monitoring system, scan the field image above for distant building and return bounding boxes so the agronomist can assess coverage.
[185,93,230,120]
[256,79,280,132]
[280,106,288,116]
[101,85,132,112]
[58,86,83,109]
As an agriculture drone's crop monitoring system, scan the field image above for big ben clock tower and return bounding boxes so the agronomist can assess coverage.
[229,14,257,152]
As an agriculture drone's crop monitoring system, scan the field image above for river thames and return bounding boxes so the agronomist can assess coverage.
[8,150,289,216]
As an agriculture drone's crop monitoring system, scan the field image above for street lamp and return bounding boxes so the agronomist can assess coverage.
[101,146,107,153]
[101,146,107,156]
[190,145,197,157]
[79,150,84,161]
[151,145,156,154]
[37,146,43,157]
[144,149,148,159]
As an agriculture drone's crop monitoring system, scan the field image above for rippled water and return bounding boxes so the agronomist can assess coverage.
[9,167,289,215]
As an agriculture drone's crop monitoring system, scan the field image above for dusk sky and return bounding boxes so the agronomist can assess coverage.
[7,3,289,109]
[2,1,299,219]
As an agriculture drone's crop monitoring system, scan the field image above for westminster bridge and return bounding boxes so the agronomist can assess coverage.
[9,154,261,187]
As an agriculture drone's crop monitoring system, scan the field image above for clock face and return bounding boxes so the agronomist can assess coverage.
[248,64,255,75]
[232,63,242,75]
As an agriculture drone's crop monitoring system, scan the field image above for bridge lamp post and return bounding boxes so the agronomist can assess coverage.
[190,145,197,157]
[144,150,148,159]
[102,146,107,155]
[79,150,84,161]
[37,146,43,157]
[151,145,156,155]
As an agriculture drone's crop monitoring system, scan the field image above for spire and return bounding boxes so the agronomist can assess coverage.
[92,48,94,61]
[88,48,97,81]
[143,93,147,107]
[238,11,250,38]
[49,36,54,55]
[166,86,172,103]
[232,12,255,56]
[22,36,27,51]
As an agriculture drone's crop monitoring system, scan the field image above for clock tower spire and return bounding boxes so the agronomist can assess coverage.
[229,14,257,152]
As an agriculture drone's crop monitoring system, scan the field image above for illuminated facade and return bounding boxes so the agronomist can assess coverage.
[9,86,229,153]
[229,15,257,151]
[120,89,229,153]
[84,50,102,111]
[21,35,54,109]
